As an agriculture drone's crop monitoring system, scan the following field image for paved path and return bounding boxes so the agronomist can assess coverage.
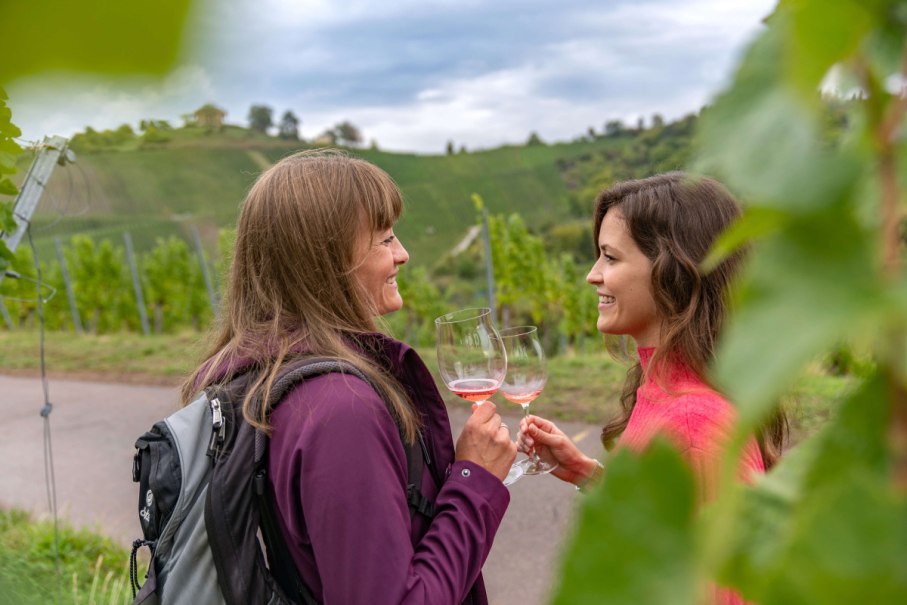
[0,374,603,605]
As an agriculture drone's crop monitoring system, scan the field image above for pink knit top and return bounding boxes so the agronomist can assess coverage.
[618,347,763,605]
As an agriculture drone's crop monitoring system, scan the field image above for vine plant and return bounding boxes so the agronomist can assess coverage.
[0,88,22,272]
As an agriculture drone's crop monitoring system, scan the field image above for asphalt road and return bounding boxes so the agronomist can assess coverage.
[0,374,604,605]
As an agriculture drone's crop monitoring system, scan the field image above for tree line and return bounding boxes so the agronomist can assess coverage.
[67,102,365,152]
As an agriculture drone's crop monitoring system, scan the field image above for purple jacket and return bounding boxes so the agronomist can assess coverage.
[267,334,510,604]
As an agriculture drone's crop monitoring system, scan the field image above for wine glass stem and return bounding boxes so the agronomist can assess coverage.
[521,404,541,463]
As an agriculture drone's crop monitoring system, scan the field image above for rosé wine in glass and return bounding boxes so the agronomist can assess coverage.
[499,325,556,484]
[434,308,507,407]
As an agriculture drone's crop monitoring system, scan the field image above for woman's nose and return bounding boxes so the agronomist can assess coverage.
[586,260,602,284]
[394,239,409,265]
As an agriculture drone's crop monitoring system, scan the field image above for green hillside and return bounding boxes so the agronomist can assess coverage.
[21,129,630,266]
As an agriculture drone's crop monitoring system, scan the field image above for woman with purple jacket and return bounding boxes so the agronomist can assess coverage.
[182,150,516,604]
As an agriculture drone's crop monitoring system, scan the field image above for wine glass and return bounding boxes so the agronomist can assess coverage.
[499,325,556,483]
[435,308,507,406]
[436,308,525,485]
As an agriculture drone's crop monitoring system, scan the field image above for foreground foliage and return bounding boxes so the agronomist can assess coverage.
[553,2,907,603]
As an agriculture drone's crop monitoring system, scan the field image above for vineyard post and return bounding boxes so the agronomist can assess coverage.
[123,232,150,336]
[481,206,497,326]
[54,236,82,335]
[0,298,12,330]
[191,225,218,314]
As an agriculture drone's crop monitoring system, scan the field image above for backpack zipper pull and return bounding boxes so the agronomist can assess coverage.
[207,397,225,458]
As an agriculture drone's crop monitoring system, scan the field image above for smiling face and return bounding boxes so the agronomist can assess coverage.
[586,208,660,347]
[354,226,410,316]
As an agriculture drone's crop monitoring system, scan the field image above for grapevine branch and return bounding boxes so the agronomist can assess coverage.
[869,42,907,490]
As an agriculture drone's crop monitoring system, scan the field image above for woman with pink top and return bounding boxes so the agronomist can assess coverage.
[518,172,787,603]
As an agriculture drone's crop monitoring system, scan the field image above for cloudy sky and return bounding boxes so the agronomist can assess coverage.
[9,0,776,154]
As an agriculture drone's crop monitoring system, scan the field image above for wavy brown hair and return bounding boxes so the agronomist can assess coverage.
[595,172,787,468]
[181,150,419,443]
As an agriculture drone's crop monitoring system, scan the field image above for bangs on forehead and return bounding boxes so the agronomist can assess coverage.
[356,160,403,232]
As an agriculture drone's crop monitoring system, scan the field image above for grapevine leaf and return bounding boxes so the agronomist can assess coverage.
[0,241,14,262]
[719,372,906,604]
[0,151,16,172]
[716,433,824,596]
[0,119,22,139]
[0,1,195,83]
[0,200,15,232]
[695,22,860,212]
[0,178,17,196]
[713,206,882,424]
[783,0,874,97]
[701,207,790,273]
[551,441,697,605]
[0,136,22,156]
[761,374,907,603]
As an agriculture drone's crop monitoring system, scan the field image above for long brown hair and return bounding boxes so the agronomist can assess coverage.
[181,150,419,443]
[595,172,787,468]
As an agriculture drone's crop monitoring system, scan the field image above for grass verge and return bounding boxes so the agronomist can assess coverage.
[0,330,204,385]
[0,508,137,605]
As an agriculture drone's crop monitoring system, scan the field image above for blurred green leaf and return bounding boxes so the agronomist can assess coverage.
[765,476,907,604]
[762,373,907,603]
[0,136,22,156]
[0,201,15,232]
[801,371,890,487]
[552,442,697,605]
[0,179,16,196]
[695,22,861,211]
[716,434,823,596]
[0,0,196,84]
[701,207,790,273]
[714,207,882,424]
[0,151,16,172]
[783,0,873,97]
[0,243,14,262]
[720,373,907,604]
[0,119,21,139]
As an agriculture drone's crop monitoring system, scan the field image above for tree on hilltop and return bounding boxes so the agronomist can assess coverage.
[248,104,274,134]
[317,121,363,146]
[604,119,625,137]
[334,121,362,146]
[278,110,300,140]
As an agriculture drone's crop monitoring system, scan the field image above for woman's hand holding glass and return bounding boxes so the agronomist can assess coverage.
[455,401,518,482]
[518,415,603,488]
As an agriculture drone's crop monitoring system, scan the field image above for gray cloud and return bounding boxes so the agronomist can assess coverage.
[9,0,775,152]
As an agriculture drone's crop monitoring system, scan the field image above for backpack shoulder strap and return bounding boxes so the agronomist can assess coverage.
[406,431,435,519]
[252,357,434,603]
[265,357,435,519]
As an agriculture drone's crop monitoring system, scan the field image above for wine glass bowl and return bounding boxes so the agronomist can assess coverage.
[435,308,507,406]
[500,326,547,406]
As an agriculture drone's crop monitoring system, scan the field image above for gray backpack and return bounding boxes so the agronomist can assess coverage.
[130,357,434,605]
